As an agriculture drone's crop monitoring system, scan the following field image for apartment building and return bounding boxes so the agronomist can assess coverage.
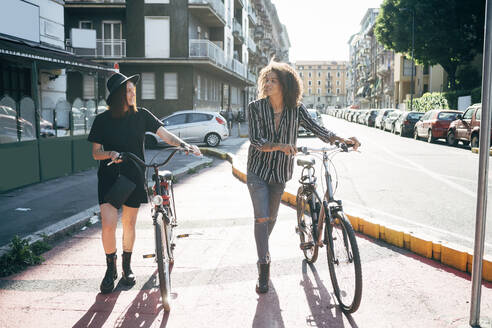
[295,60,347,109]
[64,0,289,119]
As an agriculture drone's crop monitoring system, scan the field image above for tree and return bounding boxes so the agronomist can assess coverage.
[374,0,485,90]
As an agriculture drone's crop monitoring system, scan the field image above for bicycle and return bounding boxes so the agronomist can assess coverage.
[118,147,184,312]
[295,143,362,313]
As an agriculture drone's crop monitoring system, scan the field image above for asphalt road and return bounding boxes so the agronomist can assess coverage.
[292,114,492,258]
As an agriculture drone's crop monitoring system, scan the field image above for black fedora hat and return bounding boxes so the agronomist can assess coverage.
[106,72,140,104]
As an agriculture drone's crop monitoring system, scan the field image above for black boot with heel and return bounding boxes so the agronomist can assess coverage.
[256,263,270,294]
[121,251,136,286]
[100,252,117,294]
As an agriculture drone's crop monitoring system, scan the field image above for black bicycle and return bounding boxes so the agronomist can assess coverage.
[295,143,362,313]
[119,148,184,312]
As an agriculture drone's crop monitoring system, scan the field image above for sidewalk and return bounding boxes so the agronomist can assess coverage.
[0,150,491,327]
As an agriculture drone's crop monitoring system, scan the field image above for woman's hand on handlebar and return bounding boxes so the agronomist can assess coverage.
[340,137,361,151]
[182,143,202,157]
[107,151,122,165]
[280,144,297,155]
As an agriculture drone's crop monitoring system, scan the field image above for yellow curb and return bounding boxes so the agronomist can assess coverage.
[470,147,492,155]
[203,147,492,282]
[441,244,468,272]
[409,233,433,259]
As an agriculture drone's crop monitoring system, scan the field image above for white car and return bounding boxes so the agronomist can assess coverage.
[145,110,229,148]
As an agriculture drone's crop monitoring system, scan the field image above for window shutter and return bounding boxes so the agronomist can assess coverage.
[164,73,178,100]
[83,75,95,100]
[141,72,155,99]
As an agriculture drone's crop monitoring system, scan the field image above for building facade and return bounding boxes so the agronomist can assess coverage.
[295,60,347,109]
[65,0,289,119]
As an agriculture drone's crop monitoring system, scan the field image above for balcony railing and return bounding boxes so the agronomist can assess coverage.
[247,37,256,52]
[66,39,126,58]
[232,18,244,41]
[248,71,257,83]
[189,39,226,67]
[188,0,226,25]
[232,58,246,77]
[248,6,257,25]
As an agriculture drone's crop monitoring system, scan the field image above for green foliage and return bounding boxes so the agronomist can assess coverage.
[456,64,481,91]
[406,92,449,112]
[0,235,52,277]
[375,0,485,90]
[441,90,476,109]
[471,87,482,104]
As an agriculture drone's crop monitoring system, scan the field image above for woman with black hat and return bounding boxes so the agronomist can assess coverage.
[88,72,201,294]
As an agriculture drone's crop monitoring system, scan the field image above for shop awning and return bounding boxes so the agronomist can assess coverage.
[0,37,115,73]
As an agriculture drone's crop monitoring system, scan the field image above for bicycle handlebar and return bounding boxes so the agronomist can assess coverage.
[108,147,185,168]
[297,141,357,155]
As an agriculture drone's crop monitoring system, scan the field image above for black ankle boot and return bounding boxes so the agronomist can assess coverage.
[121,251,136,286]
[100,252,117,294]
[256,263,270,294]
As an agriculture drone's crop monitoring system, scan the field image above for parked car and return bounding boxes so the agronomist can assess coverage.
[299,108,323,136]
[375,109,395,129]
[447,103,488,148]
[394,111,424,137]
[414,109,462,143]
[383,110,403,132]
[357,110,369,124]
[366,109,379,127]
[145,110,229,148]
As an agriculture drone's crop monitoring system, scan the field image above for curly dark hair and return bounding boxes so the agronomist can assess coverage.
[257,59,304,110]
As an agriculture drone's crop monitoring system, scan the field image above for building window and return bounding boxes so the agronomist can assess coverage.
[197,75,201,100]
[403,59,414,76]
[299,72,303,77]
[317,72,321,77]
[141,72,155,99]
[317,80,321,86]
[79,21,92,29]
[317,97,321,102]
[336,88,340,94]
[299,66,303,70]
[308,66,312,69]
[83,74,95,100]
[308,88,312,95]
[336,80,340,86]
[308,80,312,86]
[145,16,170,58]
[317,88,321,95]
[164,73,178,100]
[337,71,341,77]
[318,65,321,69]
[327,72,331,78]
[308,72,312,78]
[145,0,170,2]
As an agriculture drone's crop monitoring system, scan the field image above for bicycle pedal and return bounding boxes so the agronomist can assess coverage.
[171,243,176,250]
[300,241,314,250]
[143,254,155,258]
[177,234,189,238]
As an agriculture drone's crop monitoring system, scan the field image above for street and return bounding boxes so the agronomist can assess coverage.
[293,114,492,258]
[1,158,491,328]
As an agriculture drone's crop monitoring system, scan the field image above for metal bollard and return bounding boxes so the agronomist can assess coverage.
[237,122,241,137]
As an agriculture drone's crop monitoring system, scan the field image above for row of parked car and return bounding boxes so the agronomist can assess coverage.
[327,103,485,149]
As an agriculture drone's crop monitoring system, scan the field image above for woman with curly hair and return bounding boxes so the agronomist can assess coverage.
[247,60,359,294]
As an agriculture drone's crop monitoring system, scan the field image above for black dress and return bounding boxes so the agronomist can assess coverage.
[88,108,163,208]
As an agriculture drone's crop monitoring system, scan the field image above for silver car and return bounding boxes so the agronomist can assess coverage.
[145,110,229,148]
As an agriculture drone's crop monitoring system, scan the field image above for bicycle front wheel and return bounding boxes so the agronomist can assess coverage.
[296,187,319,263]
[326,211,362,313]
[155,213,171,312]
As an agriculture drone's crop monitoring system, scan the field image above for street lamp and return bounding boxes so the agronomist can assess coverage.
[400,8,415,111]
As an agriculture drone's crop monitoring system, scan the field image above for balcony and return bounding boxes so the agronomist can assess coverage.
[377,64,391,76]
[64,0,125,8]
[66,39,126,58]
[188,0,226,27]
[232,18,244,43]
[247,37,256,53]
[189,39,226,66]
[248,71,257,83]
[232,58,246,77]
[248,6,257,26]
[254,25,264,41]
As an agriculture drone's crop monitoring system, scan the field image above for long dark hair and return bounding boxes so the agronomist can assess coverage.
[108,82,138,117]
[257,59,303,110]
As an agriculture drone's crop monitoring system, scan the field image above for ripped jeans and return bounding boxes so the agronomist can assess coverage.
[247,171,286,264]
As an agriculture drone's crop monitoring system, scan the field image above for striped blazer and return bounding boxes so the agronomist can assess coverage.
[247,97,337,183]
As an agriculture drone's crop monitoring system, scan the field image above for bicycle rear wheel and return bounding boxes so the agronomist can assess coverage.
[155,213,171,312]
[325,211,362,313]
[296,187,319,263]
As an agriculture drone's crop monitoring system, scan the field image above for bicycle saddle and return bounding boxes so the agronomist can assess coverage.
[160,170,173,180]
[297,158,315,167]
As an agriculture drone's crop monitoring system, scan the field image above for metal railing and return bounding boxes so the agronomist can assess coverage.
[67,39,126,58]
[232,58,246,77]
[189,39,226,67]
[233,18,244,40]
[248,6,257,25]
[248,71,257,83]
[188,0,226,23]
[247,37,256,52]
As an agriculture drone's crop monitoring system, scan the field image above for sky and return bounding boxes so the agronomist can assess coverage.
[271,0,384,63]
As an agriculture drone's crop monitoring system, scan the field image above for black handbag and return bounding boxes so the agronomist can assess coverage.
[104,173,136,209]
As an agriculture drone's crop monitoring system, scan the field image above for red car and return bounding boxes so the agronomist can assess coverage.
[414,109,462,143]
[447,103,489,148]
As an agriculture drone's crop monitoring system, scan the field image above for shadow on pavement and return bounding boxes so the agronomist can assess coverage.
[72,290,122,328]
[301,260,359,328]
[252,281,285,328]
